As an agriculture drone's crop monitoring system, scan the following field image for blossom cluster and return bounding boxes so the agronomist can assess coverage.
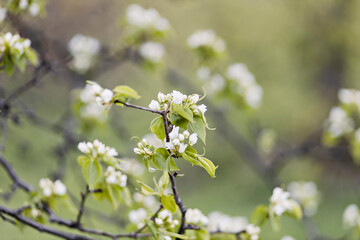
[149,90,207,117]
[0,32,31,55]
[7,0,43,16]
[207,211,248,233]
[165,126,197,154]
[78,83,107,121]
[139,41,165,63]
[325,106,354,138]
[39,178,67,197]
[133,138,154,157]
[78,139,118,159]
[154,209,179,229]
[226,63,263,109]
[0,8,7,22]
[197,66,226,95]
[287,181,319,217]
[187,29,226,54]
[343,204,360,229]
[129,208,148,228]
[270,187,294,216]
[104,166,127,187]
[185,208,208,226]
[119,158,145,177]
[68,34,100,74]
[133,192,157,211]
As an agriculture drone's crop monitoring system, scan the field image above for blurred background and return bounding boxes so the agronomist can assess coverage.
[2,0,360,239]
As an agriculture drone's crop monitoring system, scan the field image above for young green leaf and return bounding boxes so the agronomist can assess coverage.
[160,194,178,213]
[197,157,217,178]
[190,116,206,144]
[113,85,140,100]
[251,205,269,226]
[24,48,39,66]
[150,116,166,140]
[173,104,193,122]
[146,219,159,240]
[137,181,157,195]
[82,159,102,189]
[182,148,198,165]
[169,113,189,130]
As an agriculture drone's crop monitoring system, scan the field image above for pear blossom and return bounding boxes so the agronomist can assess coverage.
[207,212,248,233]
[343,204,360,228]
[139,42,165,63]
[78,139,118,159]
[68,34,100,73]
[355,129,360,143]
[129,208,148,228]
[165,126,196,154]
[83,82,114,109]
[133,192,157,211]
[119,158,145,177]
[185,208,208,226]
[171,90,187,105]
[325,107,354,138]
[155,209,179,229]
[187,29,226,53]
[39,178,67,197]
[287,181,319,217]
[29,3,40,16]
[281,236,296,240]
[0,8,7,23]
[149,100,161,111]
[134,138,153,157]
[197,66,211,81]
[104,167,127,187]
[19,0,29,9]
[188,133,198,146]
[338,88,360,107]
[126,4,170,32]
[245,224,261,240]
[0,32,32,56]
[270,187,293,216]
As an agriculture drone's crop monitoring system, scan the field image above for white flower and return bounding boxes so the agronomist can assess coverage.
[155,209,179,228]
[287,181,319,217]
[270,187,293,216]
[343,204,360,228]
[120,159,145,177]
[355,129,360,143]
[188,94,200,105]
[39,178,66,197]
[198,104,207,117]
[19,0,29,9]
[185,208,208,226]
[104,166,127,187]
[206,74,225,95]
[207,212,248,233]
[78,139,118,159]
[78,142,90,154]
[338,88,360,106]
[171,90,187,105]
[158,92,167,103]
[227,63,255,87]
[189,133,198,146]
[129,208,148,228]
[126,4,170,31]
[149,100,161,111]
[178,143,187,153]
[326,107,354,138]
[29,3,40,16]
[100,89,114,104]
[187,29,225,53]
[139,42,165,63]
[244,84,263,109]
[134,138,153,157]
[133,192,157,211]
[0,8,7,23]
[245,224,260,240]
[169,126,180,140]
[53,180,67,196]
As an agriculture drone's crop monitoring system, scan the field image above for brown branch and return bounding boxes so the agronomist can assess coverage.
[114,100,163,115]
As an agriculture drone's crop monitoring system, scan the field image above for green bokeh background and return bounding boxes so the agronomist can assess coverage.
[2,0,360,239]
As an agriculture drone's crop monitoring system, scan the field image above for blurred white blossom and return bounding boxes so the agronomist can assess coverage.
[129,208,148,228]
[207,212,248,233]
[139,42,165,63]
[287,181,319,217]
[104,166,127,187]
[78,139,118,159]
[325,107,354,138]
[245,224,261,240]
[343,204,360,228]
[281,236,296,240]
[119,158,145,177]
[0,8,7,22]
[39,178,66,197]
[187,29,226,53]
[155,209,179,229]
[270,187,293,216]
[185,208,208,226]
[133,192,158,211]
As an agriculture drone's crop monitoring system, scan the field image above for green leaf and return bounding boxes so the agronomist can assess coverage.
[169,113,189,130]
[288,200,303,220]
[169,157,179,171]
[77,155,89,167]
[82,159,102,189]
[137,181,157,195]
[251,205,269,226]
[104,185,117,209]
[113,85,140,100]
[269,211,280,231]
[161,229,190,239]
[152,148,170,171]
[185,229,209,240]
[173,104,193,122]
[4,59,15,76]
[146,219,159,240]
[159,171,170,191]
[160,194,178,213]
[150,116,166,140]
[197,156,217,178]
[182,147,198,165]
[24,48,39,66]
[190,116,206,144]
[16,56,27,72]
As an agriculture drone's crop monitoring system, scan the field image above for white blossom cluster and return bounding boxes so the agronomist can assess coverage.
[139,41,165,63]
[187,29,226,54]
[196,66,226,95]
[143,133,164,148]
[343,204,360,229]
[39,178,67,197]
[338,88,360,108]
[270,187,293,216]
[149,91,207,118]
[325,106,354,138]
[78,139,118,159]
[226,63,263,109]
[133,138,153,157]
[185,208,209,226]
[133,192,158,211]
[78,83,107,121]
[119,158,145,177]
[13,0,41,16]
[126,4,170,32]
[165,126,197,154]
[207,212,248,233]
[68,34,100,74]
[129,208,148,228]
[0,8,7,22]
[245,224,261,240]
[154,209,179,229]
[81,82,114,111]
[104,166,127,187]
[287,181,319,217]
[281,236,296,240]
[0,32,31,55]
